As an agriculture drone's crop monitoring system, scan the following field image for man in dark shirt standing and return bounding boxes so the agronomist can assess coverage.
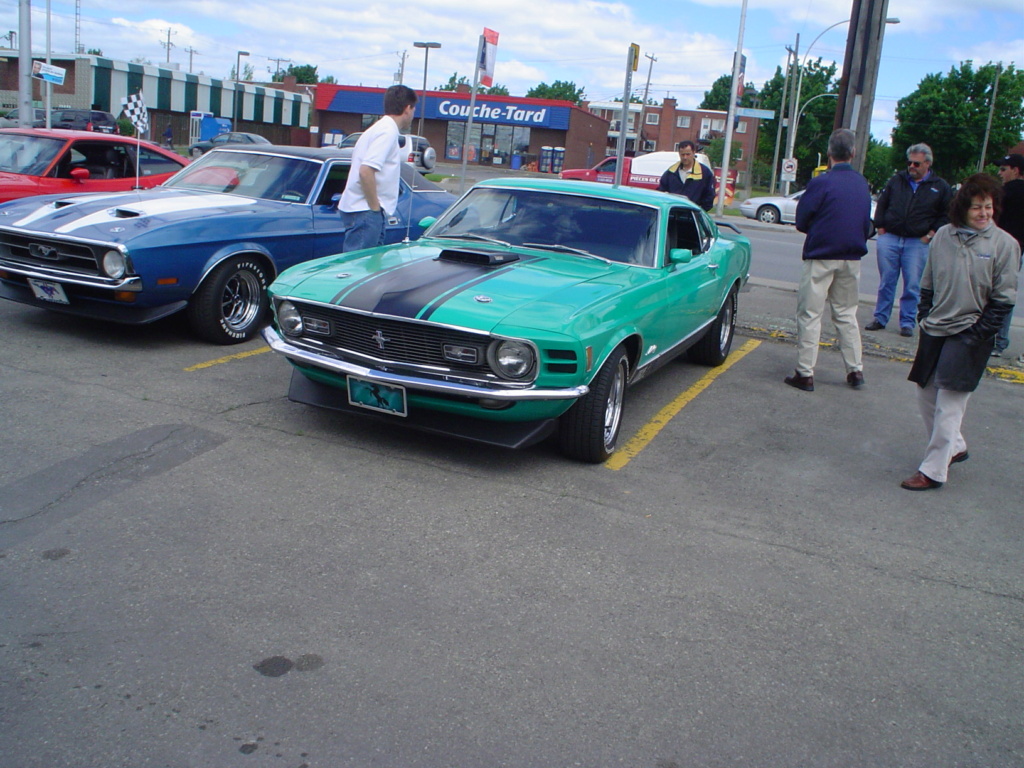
[867,143,953,337]
[658,140,716,211]
[784,129,873,392]
[993,153,1024,357]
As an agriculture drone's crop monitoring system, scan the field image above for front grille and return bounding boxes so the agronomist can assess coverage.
[0,231,102,275]
[297,304,494,376]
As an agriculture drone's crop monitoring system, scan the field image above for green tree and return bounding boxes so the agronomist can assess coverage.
[891,61,1024,182]
[86,48,103,56]
[705,135,742,166]
[525,80,585,104]
[485,84,510,96]
[863,137,895,192]
[437,72,471,91]
[699,74,758,111]
[273,63,319,84]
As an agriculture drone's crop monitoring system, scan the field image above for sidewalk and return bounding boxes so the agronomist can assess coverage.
[739,277,1024,383]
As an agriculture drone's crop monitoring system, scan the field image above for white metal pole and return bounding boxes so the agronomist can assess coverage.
[715,0,748,216]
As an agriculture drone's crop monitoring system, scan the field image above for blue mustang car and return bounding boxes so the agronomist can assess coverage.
[0,145,456,343]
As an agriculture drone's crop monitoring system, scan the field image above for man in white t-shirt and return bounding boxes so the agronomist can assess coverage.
[339,85,418,252]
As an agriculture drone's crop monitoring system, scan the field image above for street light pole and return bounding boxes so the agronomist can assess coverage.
[235,50,249,130]
[413,42,440,139]
[784,16,898,191]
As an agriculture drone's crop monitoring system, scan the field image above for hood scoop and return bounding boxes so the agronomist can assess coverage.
[111,207,143,219]
[437,248,519,267]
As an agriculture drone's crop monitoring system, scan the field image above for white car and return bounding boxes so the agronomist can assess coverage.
[739,190,804,225]
[335,132,436,173]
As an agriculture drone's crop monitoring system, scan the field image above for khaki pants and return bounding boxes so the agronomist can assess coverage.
[795,259,863,377]
[916,381,969,483]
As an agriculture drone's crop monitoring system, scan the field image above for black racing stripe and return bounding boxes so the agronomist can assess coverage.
[419,267,517,321]
[330,261,412,305]
[338,253,544,318]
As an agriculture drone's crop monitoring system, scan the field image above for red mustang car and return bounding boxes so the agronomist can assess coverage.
[0,128,187,202]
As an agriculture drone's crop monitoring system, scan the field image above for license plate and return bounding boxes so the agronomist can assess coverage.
[27,278,69,304]
[347,376,407,417]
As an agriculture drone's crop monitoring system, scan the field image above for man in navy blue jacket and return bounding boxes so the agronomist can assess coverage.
[658,141,717,211]
[784,128,874,392]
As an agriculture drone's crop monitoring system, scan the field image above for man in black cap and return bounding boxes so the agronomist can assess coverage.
[993,153,1024,357]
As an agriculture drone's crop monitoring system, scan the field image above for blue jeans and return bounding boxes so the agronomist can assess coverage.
[341,209,386,252]
[873,233,930,329]
[994,306,1014,353]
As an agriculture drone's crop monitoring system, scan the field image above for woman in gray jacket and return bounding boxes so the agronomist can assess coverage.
[902,174,1019,490]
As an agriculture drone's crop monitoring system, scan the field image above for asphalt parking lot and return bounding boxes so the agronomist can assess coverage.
[1,270,1022,766]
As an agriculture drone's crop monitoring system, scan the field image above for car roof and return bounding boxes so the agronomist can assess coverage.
[208,145,351,162]
[473,176,700,210]
[0,127,165,148]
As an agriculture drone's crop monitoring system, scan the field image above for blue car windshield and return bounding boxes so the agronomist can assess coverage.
[0,134,64,175]
[426,187,659,266]
[166,151,321,203]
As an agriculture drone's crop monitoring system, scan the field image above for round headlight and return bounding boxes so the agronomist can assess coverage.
[491,339,536,380]
[102,249,127,279]
[277,301,304,336]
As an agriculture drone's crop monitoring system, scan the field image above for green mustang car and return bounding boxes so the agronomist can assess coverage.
[262,178,751,462]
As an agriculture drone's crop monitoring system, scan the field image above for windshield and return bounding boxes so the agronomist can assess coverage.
[426,187,659,266]
[0,134,64,175]
[165,150,321,203]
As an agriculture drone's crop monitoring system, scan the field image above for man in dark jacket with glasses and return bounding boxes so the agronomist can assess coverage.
[867,143,953,337]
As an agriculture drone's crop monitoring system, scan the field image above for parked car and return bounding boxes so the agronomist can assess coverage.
[740,188,877,228]
[49,108,119,133]
[560,150,712,190]
[262,177,751,462]
[738,190,804,224]
[188,131,271,157]
[336,132,436,173]
[0,128,187,203]
[0,146,456,343]
[0,108,49,128]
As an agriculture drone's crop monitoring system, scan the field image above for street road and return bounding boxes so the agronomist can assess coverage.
[1,287,1022,767]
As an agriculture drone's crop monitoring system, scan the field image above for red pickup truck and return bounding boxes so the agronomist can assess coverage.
[560,151,711,190]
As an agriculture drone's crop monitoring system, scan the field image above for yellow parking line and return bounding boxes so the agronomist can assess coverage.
[605,338,761,470]
[184,346,270,372]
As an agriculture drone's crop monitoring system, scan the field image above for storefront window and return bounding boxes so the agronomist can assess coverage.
[445,122,531,166]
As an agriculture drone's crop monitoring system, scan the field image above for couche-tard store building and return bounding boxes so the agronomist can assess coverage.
[315,84,609,171]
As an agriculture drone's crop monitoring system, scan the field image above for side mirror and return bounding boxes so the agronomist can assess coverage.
[669,248,694,265]
[70,167,90,182]
[418,216,437,230]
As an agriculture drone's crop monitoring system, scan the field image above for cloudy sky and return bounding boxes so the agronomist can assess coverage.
[1,0,1020,143]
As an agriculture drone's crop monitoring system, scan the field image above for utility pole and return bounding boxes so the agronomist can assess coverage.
[638,53,656,152]
[395,50,407,84]
[184,47,200,73]
[978,62,1002,171]
[715,0,748,216]
[159,28,176,63]
[268,56,291,80]
[770,46,794,195]
[782,33,799,195]
[834,0,893,172]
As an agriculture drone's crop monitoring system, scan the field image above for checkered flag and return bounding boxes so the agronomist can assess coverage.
[120,91,149,136]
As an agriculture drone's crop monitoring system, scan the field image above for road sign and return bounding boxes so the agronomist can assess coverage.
[781,157,797,183]
[31,61,65,86]
[736,107,775,120]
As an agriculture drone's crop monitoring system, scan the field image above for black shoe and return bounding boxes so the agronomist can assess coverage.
[949,450,969,466]
[847,371,865,389]
[900,327,914,337]
[865,320,884,331]
[784,371,814,391]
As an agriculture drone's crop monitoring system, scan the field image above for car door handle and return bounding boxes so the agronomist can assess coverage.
[387,215,401,225]
[706,262,719,271]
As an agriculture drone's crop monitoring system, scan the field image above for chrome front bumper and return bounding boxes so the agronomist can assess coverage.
[262,325,589,402]
[0,258,142,291]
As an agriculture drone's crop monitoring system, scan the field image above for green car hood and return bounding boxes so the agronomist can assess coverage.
[272,241,638,333]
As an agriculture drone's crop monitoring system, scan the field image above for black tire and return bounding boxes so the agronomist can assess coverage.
[187,257,270,344]
[559,344,629,463]
[689,288,736,366]
[756,205,780,224]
